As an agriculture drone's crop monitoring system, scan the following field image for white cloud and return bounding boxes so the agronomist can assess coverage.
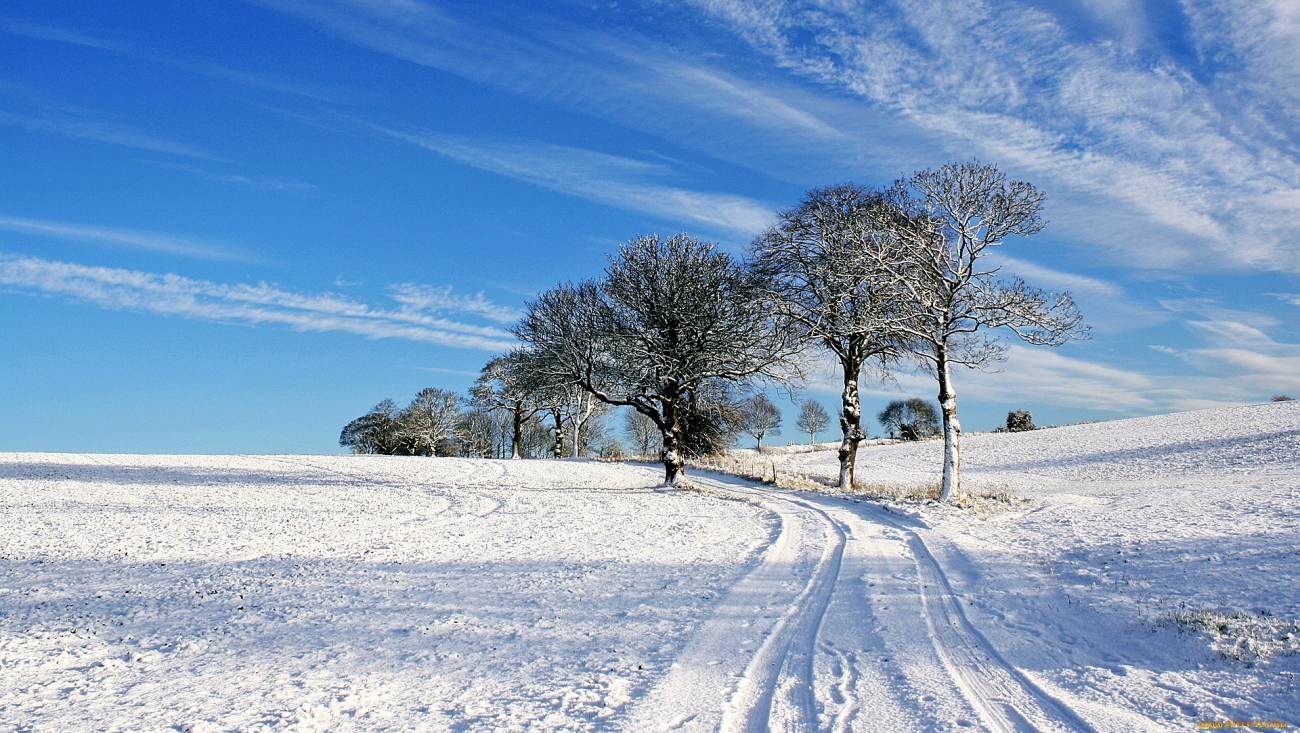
[805,343,1247,415]
[0,253,516,352]
[1159,298,1282,330]
[388,283,521,324]
[989,254,1169,332]
[683,0,1300,274]
[385,130,775,234]
[255,0,1300,274]
[146,162,319,194]
[0,215,246,261]
[251,0,930,184]
[1180,319,1300,396]
[0,110,218,160]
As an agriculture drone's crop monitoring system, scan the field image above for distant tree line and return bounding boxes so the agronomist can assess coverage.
[340,383,626,460]
[346,161,1088,502]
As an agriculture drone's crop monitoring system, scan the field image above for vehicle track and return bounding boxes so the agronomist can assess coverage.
[630,471,1095,733]
[848,500,1097,733]
[625,473,843,733]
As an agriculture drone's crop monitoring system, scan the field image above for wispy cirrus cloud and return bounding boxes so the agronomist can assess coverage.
[389,283,521,324]
[0,215,246,261]
[146,161,319,195]
[988,255,1169,332]
[384,130,775,234]
[0,254,516,352]
[249,0,923,179]
[0,109,218,160]
[843,345,1238,415]
[683,0,1300,274]
[256,0,1300,273]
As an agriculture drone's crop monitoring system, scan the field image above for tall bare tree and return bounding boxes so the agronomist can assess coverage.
[751,184,912,488]
[470,352,546,459]
[564,387,606,458]
[339,399,401,454]
[891,161,1088,502]
[624,409,659,457]
[795,399,830,444]
[740,394,782,452]
[516,233,800,486]
[397,387,461,456]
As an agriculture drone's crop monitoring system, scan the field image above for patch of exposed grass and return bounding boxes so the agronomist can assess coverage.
[1165,608,1300,663]
[849,480,943,502]
[686,454,832,491]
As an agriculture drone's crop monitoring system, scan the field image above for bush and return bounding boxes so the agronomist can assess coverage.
[1005,409,1036,432]
[877,398,939,441]
[1272,395,1294,402]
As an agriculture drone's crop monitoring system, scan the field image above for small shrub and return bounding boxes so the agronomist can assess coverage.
[1005,410,1036,432]
[1272,395,1294,402]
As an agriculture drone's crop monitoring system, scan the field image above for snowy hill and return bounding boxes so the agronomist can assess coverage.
[1,400,1297,731]
[790,399,1300,492]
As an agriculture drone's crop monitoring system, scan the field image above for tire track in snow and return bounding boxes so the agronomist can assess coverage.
[633,470,1095,733]
[850,500,1098,733]
[719,496,844,733]
[624,472,844,733]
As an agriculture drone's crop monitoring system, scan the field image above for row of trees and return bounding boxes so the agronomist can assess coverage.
[341,379,836,458]
[345,161,1084,501]
[340,384,622,459]
[505,161,1086,502]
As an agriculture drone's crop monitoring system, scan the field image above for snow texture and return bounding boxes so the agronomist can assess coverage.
[2,400,1297,731]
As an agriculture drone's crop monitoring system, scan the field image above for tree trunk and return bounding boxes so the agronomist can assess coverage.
[552,410,564,460]
[937,351,963,502]
[837,363,865,490]
[659,399,686,487]
[511,410,523,460]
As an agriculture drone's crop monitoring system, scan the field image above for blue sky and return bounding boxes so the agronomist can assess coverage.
[1,0,1297,453]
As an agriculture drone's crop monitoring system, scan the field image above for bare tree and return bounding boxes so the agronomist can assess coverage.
[751,184,912,488]
[470,352,546,459]
[397,387,461,456]
[457,408,501,458]
[564,387,607,458]
[740,394,782,452]
[891,161,1088,502]
[624,409,659,457]
[516,233,800,486]
[339,399,401,454]
[795,399,830,444]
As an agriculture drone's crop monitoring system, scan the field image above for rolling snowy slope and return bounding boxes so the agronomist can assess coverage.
[785,400,1300,729]
[1,401,1296,732]
[0,456,775,732]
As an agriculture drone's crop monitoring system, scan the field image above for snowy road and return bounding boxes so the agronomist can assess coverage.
[628,472,1095,733]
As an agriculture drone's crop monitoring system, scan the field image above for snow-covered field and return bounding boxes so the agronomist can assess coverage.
[782,400,1300,729]
[2,401,1297,731]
